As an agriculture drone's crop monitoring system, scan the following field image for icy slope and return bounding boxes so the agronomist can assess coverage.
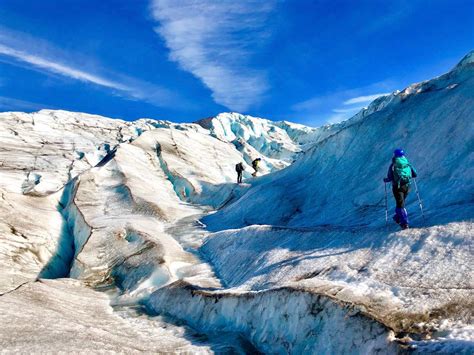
[0,110,151,294]
[0,110,178,294]
[0,113,393,352]
[205,52,474,229]
[62,126,249,291]
[0,108,401,352]
[0,108,293,295]
[0,279,215,353]
[0,190,66,293]
[0,109,162,195]
[201,52,474,349]
[201,223,473,337]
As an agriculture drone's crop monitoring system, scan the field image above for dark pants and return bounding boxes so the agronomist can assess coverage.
[392,184,410,208]
[237,171,243,183]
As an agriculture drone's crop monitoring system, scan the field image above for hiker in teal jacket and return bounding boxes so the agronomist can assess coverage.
[383,149,417,229]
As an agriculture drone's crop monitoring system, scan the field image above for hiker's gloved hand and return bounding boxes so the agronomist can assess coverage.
[383,178,390,183]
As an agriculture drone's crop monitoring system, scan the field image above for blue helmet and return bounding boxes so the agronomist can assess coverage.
[394,148,405,157]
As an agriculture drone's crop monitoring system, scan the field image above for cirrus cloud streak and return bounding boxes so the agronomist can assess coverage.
[0,27,180,108]
[150,0,276,112]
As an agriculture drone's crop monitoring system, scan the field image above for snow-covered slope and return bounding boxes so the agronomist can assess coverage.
[1,107,340,352]
[0,51,473,353]
[0,279,217,353]
[200,52,474,350]
[0,110,165,195]
[205,52,474,229]
[0,109,250,294]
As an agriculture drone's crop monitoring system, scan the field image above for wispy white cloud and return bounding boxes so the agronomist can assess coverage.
[0,44,130,90]
[343,93,389,105]
[0,27,179,108]
[292,83,393,125]
[150,0,276,112]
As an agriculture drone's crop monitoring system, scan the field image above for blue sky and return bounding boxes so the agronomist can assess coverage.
[0,0,473,126]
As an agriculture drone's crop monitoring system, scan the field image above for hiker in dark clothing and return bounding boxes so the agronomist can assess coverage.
[251,158,261,177]
[384,148,417,229]
[235,162,244,183]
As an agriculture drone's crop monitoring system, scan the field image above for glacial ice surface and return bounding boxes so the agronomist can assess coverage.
[0,51,473,353]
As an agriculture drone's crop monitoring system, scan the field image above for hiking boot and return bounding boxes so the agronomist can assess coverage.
[401,224,409,230]
[395,207,409,226]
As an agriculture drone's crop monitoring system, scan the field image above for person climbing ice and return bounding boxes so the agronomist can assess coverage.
[235,162,244,183]
[383,148,417,229]
[251,158,261,177]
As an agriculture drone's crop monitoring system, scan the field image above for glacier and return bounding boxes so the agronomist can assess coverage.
[0,51,473,353]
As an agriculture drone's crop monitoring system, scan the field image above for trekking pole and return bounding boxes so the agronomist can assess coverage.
[384,182,388,226]
[413,178,426,222]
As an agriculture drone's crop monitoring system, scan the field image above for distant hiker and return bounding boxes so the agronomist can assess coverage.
[383,149,417,229]
[251,158,261,177]
[235,162,244,183]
